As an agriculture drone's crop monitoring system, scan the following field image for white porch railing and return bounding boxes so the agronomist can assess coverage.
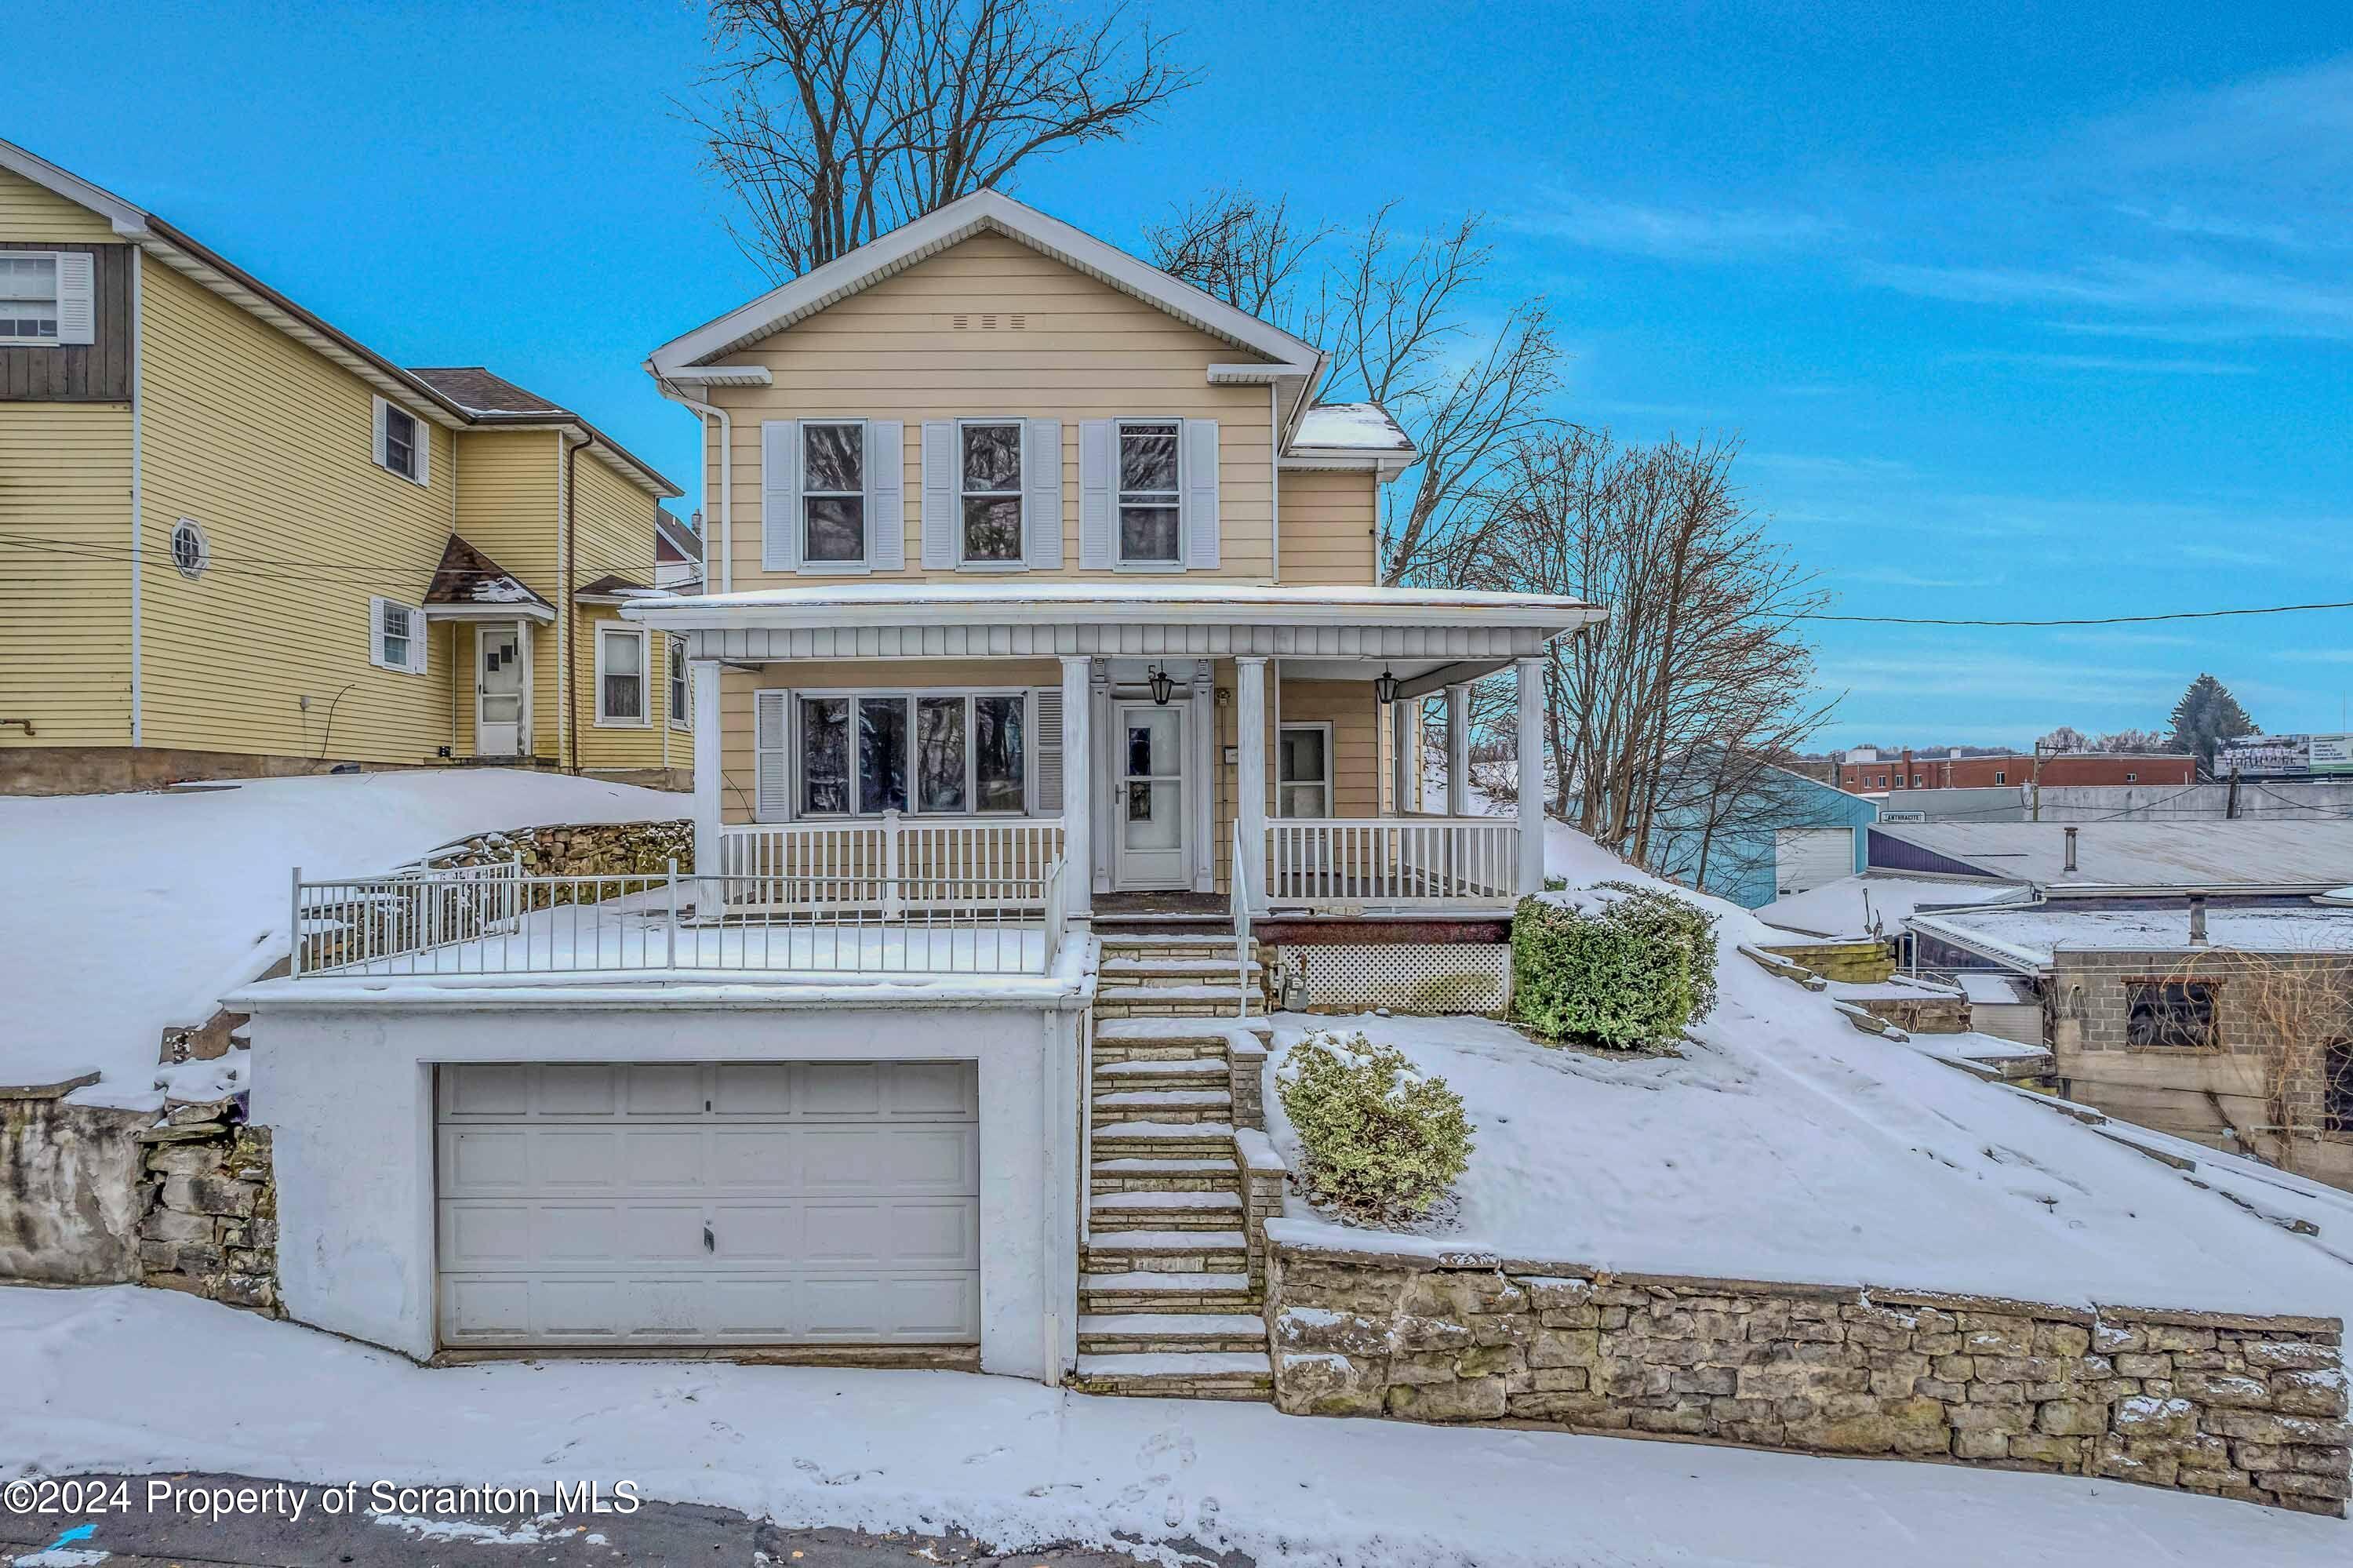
[289,860,1060,980]
[1265,817,1521,907]
[716,813,1064,914]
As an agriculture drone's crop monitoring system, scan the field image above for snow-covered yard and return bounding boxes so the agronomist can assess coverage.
[4,1286,2347,1568]
[0,770,684,1107]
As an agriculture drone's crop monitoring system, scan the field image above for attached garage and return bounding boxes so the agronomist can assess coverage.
[435,1060,980,1349]
[1774,828,1857,897]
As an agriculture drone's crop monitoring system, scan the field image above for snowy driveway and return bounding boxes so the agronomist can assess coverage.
[5,1288,2346,1568]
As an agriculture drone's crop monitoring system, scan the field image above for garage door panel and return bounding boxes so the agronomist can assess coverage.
[438,1060,980,1348]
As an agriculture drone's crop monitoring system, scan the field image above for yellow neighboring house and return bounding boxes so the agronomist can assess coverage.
[0,139,688,795]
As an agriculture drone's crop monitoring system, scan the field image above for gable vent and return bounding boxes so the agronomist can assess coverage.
[947,312,1029,332]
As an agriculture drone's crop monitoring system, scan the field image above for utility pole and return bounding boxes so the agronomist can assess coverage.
[2030,740,2045,822]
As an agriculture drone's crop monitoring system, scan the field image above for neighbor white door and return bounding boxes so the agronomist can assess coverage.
[475,623,525,757]
[1773,827,1854,897]
[1115,702,1187,890]
[435,1060,981,1348]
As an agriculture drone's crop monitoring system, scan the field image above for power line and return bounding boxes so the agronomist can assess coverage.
[1795,600,2353,628]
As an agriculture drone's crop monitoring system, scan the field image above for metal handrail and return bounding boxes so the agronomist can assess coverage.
[1230,818,1253,1002]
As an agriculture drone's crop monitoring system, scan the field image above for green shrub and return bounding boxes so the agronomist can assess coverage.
[1511,881,1719,1047]
[1275,1031,1474,1223]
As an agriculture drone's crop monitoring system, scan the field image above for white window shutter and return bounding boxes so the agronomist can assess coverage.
[755,688,792,821]
[1023,419,1063,569]
[866,420,904,571]
[54,253,95,345]
[372,398,390,468]
[920,420,956,568]
[368,596,386,668]
[1078,419,1115,569]
[408,611,428,675]
[761,420,799,572]
[1033,686,1064,813]
[413,417,431,488]
[1182,418,1220,569]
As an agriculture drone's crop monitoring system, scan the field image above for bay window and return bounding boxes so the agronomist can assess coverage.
[798,690,1027,816]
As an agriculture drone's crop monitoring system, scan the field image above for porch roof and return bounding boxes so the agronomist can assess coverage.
[420,533,555,622]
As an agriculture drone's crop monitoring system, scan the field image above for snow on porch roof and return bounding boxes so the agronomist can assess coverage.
[620,580,1606,635]
[1293,402,1414,453]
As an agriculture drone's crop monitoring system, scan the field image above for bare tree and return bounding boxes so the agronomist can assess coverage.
[1144,188,1330,318]
[696,0,1196,281]
[2093,727,2169,753]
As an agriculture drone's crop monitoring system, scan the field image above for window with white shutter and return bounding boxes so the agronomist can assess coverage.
[0,254,61,344]
[1032,686,1064,813]
[373,398,430,486]
[755,689,792,820]
[369,596,426,674]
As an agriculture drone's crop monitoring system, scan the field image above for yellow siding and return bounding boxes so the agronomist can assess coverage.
[702,232,1278,590]
[135,260,458,762]
[450,429,560,761]
[571,449,669,772]
[0,169,118,244]
[1278,469,1380,586]
[0,405,133,744]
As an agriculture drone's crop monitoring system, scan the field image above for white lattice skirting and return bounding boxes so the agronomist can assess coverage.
[1275,944,1511,1016]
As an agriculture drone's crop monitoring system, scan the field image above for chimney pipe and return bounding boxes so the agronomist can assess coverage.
[2063,825,2078,875]
[2188,893,2208,945]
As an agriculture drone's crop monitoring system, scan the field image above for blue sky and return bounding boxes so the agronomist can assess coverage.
[14,2,2351,750]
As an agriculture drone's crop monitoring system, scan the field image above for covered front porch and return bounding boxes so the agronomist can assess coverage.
[633,582,1602,923]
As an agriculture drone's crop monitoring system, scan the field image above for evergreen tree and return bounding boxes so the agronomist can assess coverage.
[2167,674,2257,770]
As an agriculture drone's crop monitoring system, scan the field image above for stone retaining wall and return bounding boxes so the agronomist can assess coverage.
[1760,940,1895,984]
[136,1100,279,1315]
[416,819,694,878]
[1267,1236,2349,1515]
[0,1092,150,1284]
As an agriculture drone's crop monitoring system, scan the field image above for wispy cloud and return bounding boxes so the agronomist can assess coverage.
[1515,194,1838,260]
[1837,566,2006,591]
[1860,255,2353,340]
[1940,349,2256,376]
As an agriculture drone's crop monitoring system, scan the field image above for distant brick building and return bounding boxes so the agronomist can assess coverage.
[1837,748,2195,792]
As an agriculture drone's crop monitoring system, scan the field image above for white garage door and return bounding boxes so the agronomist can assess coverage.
[1774,828,1855,897]
[436,1061,980,1349]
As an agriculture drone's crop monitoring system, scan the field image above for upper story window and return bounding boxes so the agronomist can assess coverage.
[373,397,430,486]
[1118,420,1181,564]
[0,255,60,343]
[961,420,1023,563]
[802,420,866,563]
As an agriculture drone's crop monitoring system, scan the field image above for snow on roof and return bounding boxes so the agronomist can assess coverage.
[1873,819,2353,890]
[627,579,1600,626]
[1293,402,1414,452]
[1912,904,2353,969]
[1757,874,2030,940]
[1953,970,2035,1005]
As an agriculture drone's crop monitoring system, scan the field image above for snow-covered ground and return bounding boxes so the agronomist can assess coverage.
[0,770,684,1107]
[5,1286,2346,1568]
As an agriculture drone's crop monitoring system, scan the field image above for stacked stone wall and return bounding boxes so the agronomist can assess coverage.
[1268,1238,2348,1515]
[416,819,694,878]
[136,1100,278,1315]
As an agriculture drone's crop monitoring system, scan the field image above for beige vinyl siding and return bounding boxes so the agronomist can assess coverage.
[570,447,669,771]
[705,232,1278,588]
[135,260,457,762]
[1278,470,1380,587]
[1278,678,1383,817]
[0,404,133,744]
[0,169,119,244]
[449,428,560,761]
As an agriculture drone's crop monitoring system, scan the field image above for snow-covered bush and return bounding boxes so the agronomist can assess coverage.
[1276,1031,1473,1223]
[1511,881,1719,1047]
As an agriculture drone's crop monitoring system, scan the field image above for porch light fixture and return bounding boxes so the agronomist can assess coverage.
[1147,664,1175,706]
[1373,666,1399,705]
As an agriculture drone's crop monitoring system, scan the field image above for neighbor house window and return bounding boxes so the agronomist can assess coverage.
[169,518,209,580]
[667,638,690,729]
[369,597,425,674]
[2126,979,2217,1050]
[1995,771,2006,784]
[373,397,428,484]
[798,691,1026,816]
[2126,772,2138,783]
[1278,724,1332,818]
[2326,1042,2353,1134]
[1117,420,1180,563]
[960,420,1023,562]
[0,254,60,342]
[596,625,647,725]
[802,420,865,563]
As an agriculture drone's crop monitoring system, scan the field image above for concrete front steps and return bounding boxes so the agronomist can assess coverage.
[1073,932,1275,1400]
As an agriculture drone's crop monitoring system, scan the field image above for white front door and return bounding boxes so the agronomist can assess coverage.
[475,623,524,756]
[1115,702,1188,890]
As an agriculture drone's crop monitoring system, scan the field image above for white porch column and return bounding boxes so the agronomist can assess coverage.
[1059,655,1092,918]
[1235,656,1269,909]
[1389,697,1410,814]
[1446,682,1471,817]
[1515,657,1545,895]
[690,657,723,878]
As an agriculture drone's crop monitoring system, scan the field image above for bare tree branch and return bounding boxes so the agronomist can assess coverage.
[1144,188,1332,320]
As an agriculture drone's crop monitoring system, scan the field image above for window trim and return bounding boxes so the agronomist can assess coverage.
[1114,416,1185,570]
[1277,721,1335,820]
[594,624,651,728]
[792,685,1035,819]
[798,416,870,573]
[666,635,691,732]
[169,518,209,580]
[0,251,63,347]
[373,396,431,487]
[956,417,1026,568]
[369,595,426,675]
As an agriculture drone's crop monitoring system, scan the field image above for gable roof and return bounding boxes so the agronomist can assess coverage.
[408,366,569,418]
[645,188,1323,380]
[653,507,702,563]
[0,138,679,502]
[421,534,555,620]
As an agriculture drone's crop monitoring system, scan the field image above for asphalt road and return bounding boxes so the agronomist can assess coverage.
[0,1473,1251,1567]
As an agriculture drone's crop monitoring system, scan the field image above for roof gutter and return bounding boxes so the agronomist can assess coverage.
[651,373,735,596]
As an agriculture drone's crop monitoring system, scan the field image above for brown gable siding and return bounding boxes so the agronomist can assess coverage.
[0,242,132,402]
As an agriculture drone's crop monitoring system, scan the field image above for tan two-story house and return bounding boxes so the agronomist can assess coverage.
[0,140,688,793]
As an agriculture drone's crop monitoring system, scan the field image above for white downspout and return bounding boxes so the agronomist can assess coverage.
[1268,381,1281,586]
[657,382,732,595]
[127,246,144,746]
